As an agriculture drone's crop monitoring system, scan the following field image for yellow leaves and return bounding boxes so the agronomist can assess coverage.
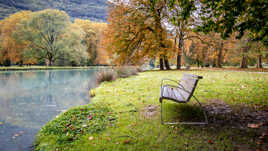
[103,0,174,65]
[74,19,109,65]
[0,11,32,64]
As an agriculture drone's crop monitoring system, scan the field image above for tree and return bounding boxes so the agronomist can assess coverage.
[250,42,268,68]
[0,11,32,65]
[103,0,172,70]
[15,9,71,66]
[197,0,268,46]
[166,0,199,69]
[200,32,236,68]
[55,23,89,66]
[74,19,107,65]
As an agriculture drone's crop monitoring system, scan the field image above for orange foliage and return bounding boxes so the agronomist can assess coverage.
[102,0,172,65]
[74,19,108,65]
[0,11,33,64]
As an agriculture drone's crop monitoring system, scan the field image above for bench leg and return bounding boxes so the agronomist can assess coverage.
[159,98,163,125]
[160,97,208,125]
[193,96,208,125]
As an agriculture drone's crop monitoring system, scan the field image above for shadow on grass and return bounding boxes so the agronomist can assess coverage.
[161,100,268,150]
[162,102,205,123]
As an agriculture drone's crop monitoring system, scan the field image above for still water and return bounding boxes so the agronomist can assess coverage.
[0,69,98,151]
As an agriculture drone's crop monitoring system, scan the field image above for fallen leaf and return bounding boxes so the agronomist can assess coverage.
[208,140,214,144]
[256,141,262,145]
[248,123,264,128]
[232,97,236,102]
[105,137,112,141]
[256,148,263,151]
[89,136,94,140]
[123,139,131,144]
[88,115,93,120]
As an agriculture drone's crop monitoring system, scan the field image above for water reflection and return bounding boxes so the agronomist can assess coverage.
[0,69,97,151]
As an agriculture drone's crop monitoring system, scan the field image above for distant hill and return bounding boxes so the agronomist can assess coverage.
[0,0,107,21]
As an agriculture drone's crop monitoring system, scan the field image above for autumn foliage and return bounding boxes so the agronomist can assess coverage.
[0,9,108,66]
[102,0,267,69]
[0,1,267,68]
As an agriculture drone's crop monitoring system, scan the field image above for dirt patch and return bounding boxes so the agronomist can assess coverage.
[203,99,268,149]
[204,99,268,131]
[141,105,159,119]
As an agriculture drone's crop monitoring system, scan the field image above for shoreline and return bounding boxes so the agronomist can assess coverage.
[0,66,110,71]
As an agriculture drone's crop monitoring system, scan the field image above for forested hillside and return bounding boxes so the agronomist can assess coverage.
[0,0,107,21]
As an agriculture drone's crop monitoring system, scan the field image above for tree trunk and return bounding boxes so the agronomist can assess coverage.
[164,56,171,70]
[19,61,23,67]
[216,42,223,68]
[176,36,184,69]
[256,55,263,68]
[240,55,248,68]
[159,57,164,70]
[240,47,248,68]
[48,58,53,66]
[197,60,200,68]
[176,53,181,69]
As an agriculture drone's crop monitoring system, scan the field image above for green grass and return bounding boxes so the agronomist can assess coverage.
[35,70,268,151]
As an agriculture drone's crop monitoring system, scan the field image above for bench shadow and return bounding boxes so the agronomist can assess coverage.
[161,100,268,150]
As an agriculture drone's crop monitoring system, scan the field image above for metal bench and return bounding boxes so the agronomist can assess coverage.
[159,74,208,125]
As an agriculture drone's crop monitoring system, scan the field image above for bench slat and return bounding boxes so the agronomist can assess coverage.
[161,86,186,102]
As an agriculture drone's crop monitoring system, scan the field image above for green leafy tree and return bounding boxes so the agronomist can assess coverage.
[197,0,267,46]
[55,23,89,66]
[15,9,71,66]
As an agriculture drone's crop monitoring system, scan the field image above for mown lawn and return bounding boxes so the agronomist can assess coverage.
[35,70,268,151]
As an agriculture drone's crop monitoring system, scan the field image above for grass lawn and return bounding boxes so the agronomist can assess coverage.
[35,70,268,151]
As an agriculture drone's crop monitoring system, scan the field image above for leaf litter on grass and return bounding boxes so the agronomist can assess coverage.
[203,99,268,150]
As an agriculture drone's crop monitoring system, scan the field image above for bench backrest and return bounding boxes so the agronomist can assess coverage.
[179,74,202,102]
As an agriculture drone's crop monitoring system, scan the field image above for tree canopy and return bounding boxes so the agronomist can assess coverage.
[0,9,108,66]
[167,0,268,46]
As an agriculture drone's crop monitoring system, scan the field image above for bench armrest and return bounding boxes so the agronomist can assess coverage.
[161,78,180,88]
[161,84,192,94]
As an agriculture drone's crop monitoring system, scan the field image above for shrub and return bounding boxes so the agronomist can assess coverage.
[115,66,138,78]
[96,70,117,85]
[136,67,144,72]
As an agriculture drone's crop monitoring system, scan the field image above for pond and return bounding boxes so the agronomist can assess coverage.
[0,69,98,151]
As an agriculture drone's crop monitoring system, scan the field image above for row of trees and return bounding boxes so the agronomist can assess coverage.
[0,9,107,66]
[103,0,267,69]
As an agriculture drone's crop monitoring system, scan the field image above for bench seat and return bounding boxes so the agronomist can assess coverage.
[161,86,188,102]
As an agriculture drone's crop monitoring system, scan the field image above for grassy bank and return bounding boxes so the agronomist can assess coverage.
[35,70,268,151]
